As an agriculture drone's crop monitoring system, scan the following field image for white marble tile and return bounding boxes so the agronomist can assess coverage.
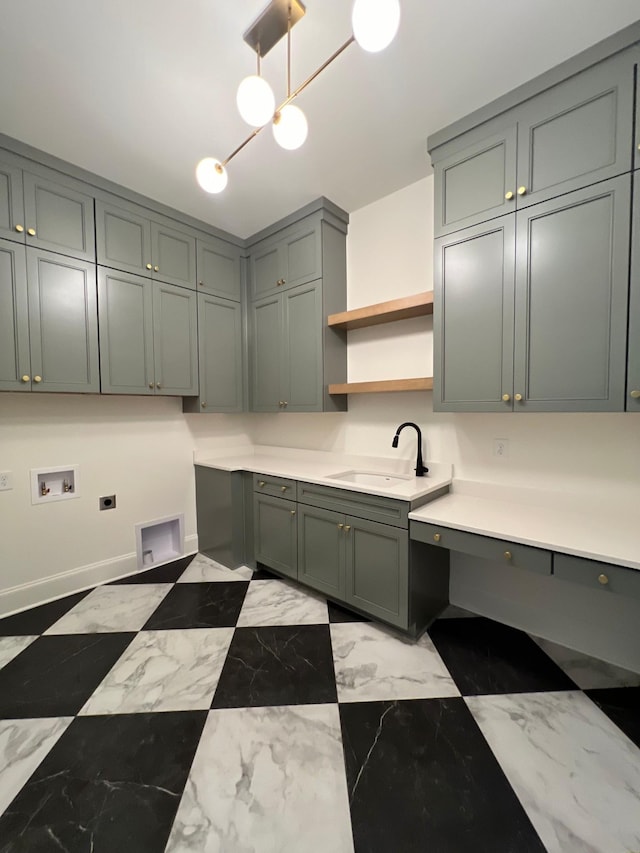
[466,691,640,853]
[44,584,170,634]
[80,628,234,715]
[165,704,354,853]
[0,636,38,671]
[236,579,328,627]
[330,622,459,703]
[177,553,253,583]
[0,717,72,816]
[531,636,640,689]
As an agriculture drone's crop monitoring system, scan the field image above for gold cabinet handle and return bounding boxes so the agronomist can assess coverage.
[198,281,204,287]
[15,224,24,233]
[148,382,154,389]
[344,525,351,532]
[278,401,284,407]
[281,485,288,492]
[146,263,153,270]
[502,393,511,402]
[154,265,159,272]
[27,227,36,236]
[630,390,640,399]
[290,510,296,516]
[156,382,162,389]
[21,374,30,382]
[276,278,286,286]
[201,402,207,408]
[504,550,512,561]
[34,375,42,383]
[337,523,344,529]
[283,401,288,407]
[259,481,266,487]
[515,393,523,402]
[598,573,609,586]
[433,533,441,543]
[505,191,514,201]
[517,186,527,196]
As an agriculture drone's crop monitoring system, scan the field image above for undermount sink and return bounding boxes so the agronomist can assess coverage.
[327,470,412,487]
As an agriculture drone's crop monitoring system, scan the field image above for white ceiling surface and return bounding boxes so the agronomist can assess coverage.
[1,1,638,237]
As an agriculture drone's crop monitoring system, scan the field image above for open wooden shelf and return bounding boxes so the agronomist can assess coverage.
[329,377,433,395]
[328,291,434,331]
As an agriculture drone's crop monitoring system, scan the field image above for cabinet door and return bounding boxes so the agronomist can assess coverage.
[281,220,321,289]
[23,172,95,261]
[516,51,635,209]
[96,200,153,277]
[26,249,99,392]
[626,180,640,411]
[152,281,198,396]
[282,281,322,412]
[0,238,30,391]
[513,177,630,412]
[151,221,196,290]
[98,269,154,395]
[297,505,345,598]
[196,236,242,301]
[253,493,298,579]
[197,293,243,412]
[433,123,517,237]
[345,517,408,629]
[0,156,25,244]
[250,238,282,299]
[250,293,282,412]
[434,215,515,412]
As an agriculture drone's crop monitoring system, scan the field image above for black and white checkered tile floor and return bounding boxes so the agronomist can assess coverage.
[0,552,638,852]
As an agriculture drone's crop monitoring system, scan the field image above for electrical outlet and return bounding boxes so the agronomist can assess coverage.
[493,439,509,459]
[0,471,13,491]
[99,495,116,511]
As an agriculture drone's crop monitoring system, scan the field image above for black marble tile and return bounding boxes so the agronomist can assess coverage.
[340,698,546,853]
[143,581,249,630]
[251,565,280,580]
[0,633,135,719]
[0,711,207,853]
[327,600,371,623]
[428,616,577,696]
[585,686,640,748]
[212,624,337,708]
[0,590,91,636]
[109,554,196,584]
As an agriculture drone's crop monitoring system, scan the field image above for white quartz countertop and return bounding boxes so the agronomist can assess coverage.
[408,480,640,571]
[194,446,452,503]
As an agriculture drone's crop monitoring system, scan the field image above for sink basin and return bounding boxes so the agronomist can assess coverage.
[327,470,412,487]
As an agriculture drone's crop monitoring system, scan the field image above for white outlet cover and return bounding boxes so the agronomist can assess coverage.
[0,471,12,490]
[493,439,509,459]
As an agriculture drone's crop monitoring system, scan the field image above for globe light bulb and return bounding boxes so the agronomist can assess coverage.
[195,158,228,194]
[272,105,308,151]
[236,75,276,127]
[352,0,400,52]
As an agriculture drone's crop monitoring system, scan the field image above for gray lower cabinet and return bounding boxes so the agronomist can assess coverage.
[627,181,640,411]
[98,268,198,396]
[297,505,346,599]
[253,492,298,580]
[196,236,242,301]
[0,239,98,393]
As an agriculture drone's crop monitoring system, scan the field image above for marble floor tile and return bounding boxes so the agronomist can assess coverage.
[0,717,72,817]
[437,604,479,619]
[81,628,235,715]
[327,601,371,623]
[0,633,135,719]
[45,584,170,634]
[340,698,545,853]
[586,686,640,749]
[236,578,328,627]
[166,704,354,853]
[177,553,254,583]
[212,624,337,709]
[0,590,90,636]
[331,622,459,703]
[0,636,37,671]
[428,617,576,696]
[110,554,196,584]
[0,711,206,853]
[466,690,640,853]
[532,635,640,689]
[144,582,248,630]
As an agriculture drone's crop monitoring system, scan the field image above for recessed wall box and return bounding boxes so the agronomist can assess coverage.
[135,515,184,569]
[31,465,79,505]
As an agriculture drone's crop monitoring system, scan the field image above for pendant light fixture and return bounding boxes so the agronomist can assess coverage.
[196,0,400,194]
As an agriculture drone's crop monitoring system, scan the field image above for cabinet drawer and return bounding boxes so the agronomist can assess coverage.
[297,482,408,528]
[409,522,552,575]
[554,553,640,599]
[253,473,297,500]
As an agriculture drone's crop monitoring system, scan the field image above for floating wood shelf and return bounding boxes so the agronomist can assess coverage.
[329,377,433,395]
[328,291,434,331]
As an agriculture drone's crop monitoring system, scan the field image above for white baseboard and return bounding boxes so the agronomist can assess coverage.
[0,533,199,620]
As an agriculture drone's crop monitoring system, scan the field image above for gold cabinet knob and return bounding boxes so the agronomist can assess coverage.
[502,393,511,402]
[598,573,609,585]
[630,390,640,399]
[146,263,153,270]
[15,224,24,233]
[433,533,441,543]
[337,523,344,529]
[198,281,204,287]
[276,278,286,286]
[637,143,640,151]
[34,375,42,383]
[283,401,288,407]
[504,550,512,560]
[515,393,523,402]
[156,382,161,389]
[27,227,36,236]
[505,191,514,201]
[517,186,527,196]
[148,382,154,389]
[154,265,159,272]
[344,525,351,532]
[278,401,284,407]
[201,402,207,408]
[21,374,30,382]
[259,481,265,487]
[290,510,296,516]
[281,485,288,492]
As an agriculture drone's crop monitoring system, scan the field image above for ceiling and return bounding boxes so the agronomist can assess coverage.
[1,1,639,238]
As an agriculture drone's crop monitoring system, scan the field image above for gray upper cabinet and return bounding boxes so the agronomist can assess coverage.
[0,238,30,391]
[249,216,321,299]
[196,236,242,301]
[626,179,640,411]
[96,200,153,277]
[283,281,323,412]
[513,177,630,412]
[151,221,196,290]
[152,281,198,396]
[23,173,95,262]
[434,216,515,412]
[251,293,282,412]
[0,155,25,244]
